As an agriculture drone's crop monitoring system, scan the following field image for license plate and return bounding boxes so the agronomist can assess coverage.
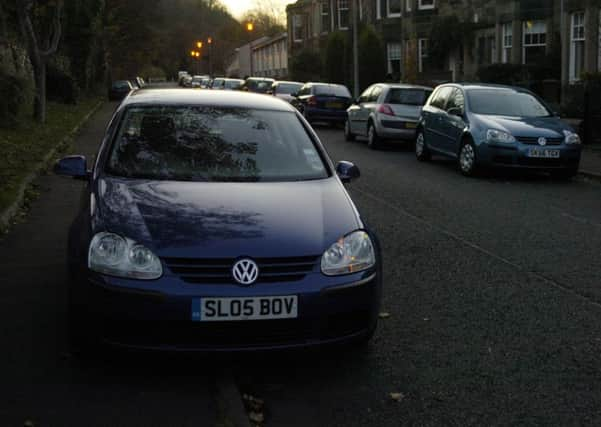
[405,122,417,129]
[191,296,298,322]
[326,102,343,109]
[527,148,560,158]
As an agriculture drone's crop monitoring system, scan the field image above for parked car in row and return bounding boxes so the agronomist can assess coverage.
[108,80,134,101]
[54,88,381,351]
[240,77,275,94]
[345,84,433,149]
[269,81,304,103]
[291,83,353,126]
[416,83,582,178]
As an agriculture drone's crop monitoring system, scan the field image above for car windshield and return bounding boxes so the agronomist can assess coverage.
[113,81,130,89]
[277,83,303,94]
[106,106,329,182]
[314,85,351,97]
[468,89,551,117]
[387,88,431,106]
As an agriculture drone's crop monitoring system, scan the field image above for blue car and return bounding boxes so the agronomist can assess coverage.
[292,83,353,126]
[416,83,582,178]
[55,89,382,351]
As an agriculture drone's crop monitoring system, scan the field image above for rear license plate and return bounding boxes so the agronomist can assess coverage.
[405,122,417,129]
[326,102,344,109]
[192,296,298,322]
[527,148,560,158]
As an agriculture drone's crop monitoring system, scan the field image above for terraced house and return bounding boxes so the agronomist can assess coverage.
[286,0,601,106]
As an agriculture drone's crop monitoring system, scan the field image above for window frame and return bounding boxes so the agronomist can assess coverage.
[337,0,349,30]
[418,0,434,10]
[569,11,586,82]
[502,22,513,63]
[386,42,402,74]
[292,14,304,42]
[522,20,547,65]
[320,1,330,34]
[418,38,428,73]
[387,0,402,18]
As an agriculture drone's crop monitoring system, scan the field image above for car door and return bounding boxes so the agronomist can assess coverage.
[347,86,374,134]
[362,85,383,135]
[423,86,453,152]
[439,88,467,156]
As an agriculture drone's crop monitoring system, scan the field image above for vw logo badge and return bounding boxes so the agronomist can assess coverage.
[232,259,259,285]
[538,137,547,146]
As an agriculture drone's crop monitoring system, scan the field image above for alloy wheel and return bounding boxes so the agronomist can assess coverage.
[459,143,476,174]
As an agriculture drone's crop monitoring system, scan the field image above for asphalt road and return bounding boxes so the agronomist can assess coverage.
[1,95,601,426]
[234,126,601,426]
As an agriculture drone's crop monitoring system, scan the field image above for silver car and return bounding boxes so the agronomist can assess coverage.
[345,84,433,149]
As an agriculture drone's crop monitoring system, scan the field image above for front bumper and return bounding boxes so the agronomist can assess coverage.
[476,142,582,170]
[72,269,381,351]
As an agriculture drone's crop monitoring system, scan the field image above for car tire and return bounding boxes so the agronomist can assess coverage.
[344,120,356,141]
[367,123,380,150]
[458,138,478,176]
[552,167,578,180]
[415,130,431,161]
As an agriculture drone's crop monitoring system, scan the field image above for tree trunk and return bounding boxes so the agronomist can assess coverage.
[33,60,46,123]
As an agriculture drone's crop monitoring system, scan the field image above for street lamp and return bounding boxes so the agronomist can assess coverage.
[246,22,255,77]
[197,41,203,49]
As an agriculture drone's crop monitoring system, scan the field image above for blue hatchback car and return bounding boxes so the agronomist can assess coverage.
[55,89,381,351]
[416,83,582,178]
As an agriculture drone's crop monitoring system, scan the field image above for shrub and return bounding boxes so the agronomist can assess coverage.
[290,49,322,82]
[477,63,526,85]
[358,26,385,90]
[46,64,80,104]
[324,31,350,86]
[0,71,29,129]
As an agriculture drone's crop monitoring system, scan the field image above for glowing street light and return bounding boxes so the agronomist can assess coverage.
[196,41,203,49]
[207,37,213,44]
[246,22,254,32]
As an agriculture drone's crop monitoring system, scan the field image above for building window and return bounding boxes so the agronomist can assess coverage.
[570,11,585,82]
[522,20,546,65]
[418,0,434,10]
[321,1,330,33]
[338,0,349,30]
[293,14,304,42]
[387,0,401,17]
[406,0,412,12]
[418,38,428,72]
[502,22,512,63]
[387,43,402,75]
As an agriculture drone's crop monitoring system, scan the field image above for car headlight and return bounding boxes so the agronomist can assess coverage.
[486,129,516,144]
[563,130,581,145]
[88,232,162,280]
[321,230,376,276]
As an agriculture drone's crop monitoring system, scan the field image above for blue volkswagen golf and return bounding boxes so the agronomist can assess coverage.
[416,83,582,178]
[55,89,381,351]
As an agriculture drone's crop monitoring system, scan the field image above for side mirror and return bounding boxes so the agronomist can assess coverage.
[54,155,89,180]
[447,107,464,117]
[336,161,360,183]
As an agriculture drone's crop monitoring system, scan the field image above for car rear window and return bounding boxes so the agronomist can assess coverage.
[468,89,551,117]
[106,106,329,182]
[248,80,274,93]
[314,85,351,97]
[277,83,303,94]
[386,89,431,106]
[225,80,243,89]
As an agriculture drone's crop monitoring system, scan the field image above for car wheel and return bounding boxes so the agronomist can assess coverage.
[551,167,578,180]
[415,130,431,161]
[344,120,356,141]
[458,139,478,176]
[367,123,380,150]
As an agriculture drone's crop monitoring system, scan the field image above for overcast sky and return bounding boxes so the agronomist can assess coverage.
[221,0,290,19]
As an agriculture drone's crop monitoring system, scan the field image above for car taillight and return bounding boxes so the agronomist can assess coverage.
[378,104,395,116]
[307,96,317,106]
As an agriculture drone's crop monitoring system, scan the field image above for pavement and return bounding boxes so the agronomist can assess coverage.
[1,96,601,426]
[581,143,601,179]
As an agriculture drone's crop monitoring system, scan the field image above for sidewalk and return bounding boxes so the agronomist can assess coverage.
[580,143,601,180]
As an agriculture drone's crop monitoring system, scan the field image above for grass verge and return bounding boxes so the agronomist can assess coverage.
[0,97,102,218]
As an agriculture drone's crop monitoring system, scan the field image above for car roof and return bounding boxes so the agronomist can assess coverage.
[122,88,297,112]
[247,77,275,81]
[276,81,303,85]
[375,83,433,91]
[306,82,347,87]
[444,82,531,93]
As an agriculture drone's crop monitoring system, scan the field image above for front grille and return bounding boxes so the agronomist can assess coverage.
[516,136,563,145]
[162,255,320,284]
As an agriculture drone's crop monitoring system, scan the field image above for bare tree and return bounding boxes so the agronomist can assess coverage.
[16,0,63,124]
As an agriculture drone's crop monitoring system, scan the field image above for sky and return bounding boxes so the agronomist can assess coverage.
[221,0,291,19]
